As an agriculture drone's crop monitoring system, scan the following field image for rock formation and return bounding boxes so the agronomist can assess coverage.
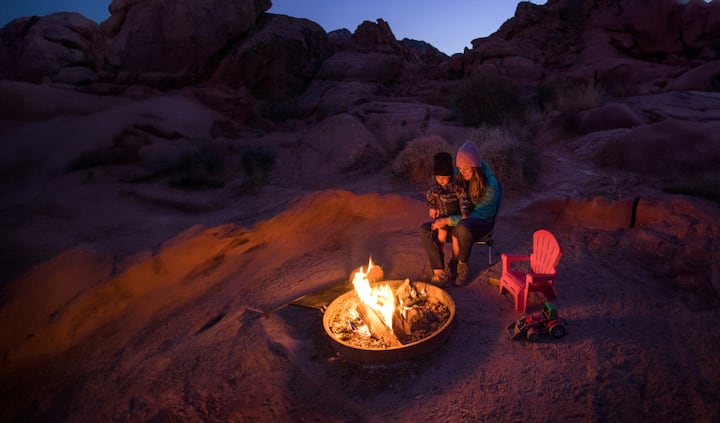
[1,1,720,421]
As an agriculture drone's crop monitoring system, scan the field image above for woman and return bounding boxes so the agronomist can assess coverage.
[419,141,502,287]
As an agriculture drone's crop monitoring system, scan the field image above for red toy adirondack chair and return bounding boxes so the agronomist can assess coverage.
[499,229,562,313]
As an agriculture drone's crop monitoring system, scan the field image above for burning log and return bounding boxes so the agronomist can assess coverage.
[392,279,426,337]
[392,307,422,338]
[356,300,402,347]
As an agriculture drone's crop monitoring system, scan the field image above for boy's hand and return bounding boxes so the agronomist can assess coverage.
[428,208,439,219]
[431,217,450,230]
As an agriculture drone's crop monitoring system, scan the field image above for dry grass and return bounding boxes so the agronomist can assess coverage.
[447,73,526,126]
[392,134,452,185]
[469,125,539,190]
[537,79,605,113]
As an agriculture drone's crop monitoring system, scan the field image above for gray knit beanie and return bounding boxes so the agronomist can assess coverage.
[456,141,482,168]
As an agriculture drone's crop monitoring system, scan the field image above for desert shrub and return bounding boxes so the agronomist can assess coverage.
[392,134,451,185]
[447,73,525,126]
[469,125,539,190]
[537,79,605,113]
[240,145,276,186]
[167,143,226,190]
[67,129,149,171]
[67,147,125,171]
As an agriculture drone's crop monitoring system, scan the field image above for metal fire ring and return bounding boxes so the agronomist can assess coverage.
[322,279,456,365]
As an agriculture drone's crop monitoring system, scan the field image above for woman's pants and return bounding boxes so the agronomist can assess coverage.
[419,218,494,270]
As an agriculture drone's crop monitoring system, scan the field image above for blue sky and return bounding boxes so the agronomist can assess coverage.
[0,1,547,55]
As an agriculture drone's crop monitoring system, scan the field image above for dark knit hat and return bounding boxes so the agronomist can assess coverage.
[433,152,454,176]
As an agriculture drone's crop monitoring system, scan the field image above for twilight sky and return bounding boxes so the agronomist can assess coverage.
[0,0,546,55]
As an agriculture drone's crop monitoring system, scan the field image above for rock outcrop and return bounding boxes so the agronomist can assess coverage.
[1,3,719,421]
[0,0,718,291]
[100,0,271,86]
[0,13,100,84]
[452,0,720,96]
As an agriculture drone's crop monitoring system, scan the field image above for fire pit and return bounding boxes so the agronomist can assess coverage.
[322,260,455,364]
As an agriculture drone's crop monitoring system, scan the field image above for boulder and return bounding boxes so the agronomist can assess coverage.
[401,39,448,66]
[667,60,720,92]
[352,19,412,58]
[574,102,644,134]
[317,50,404,83]
[273,80,379,120]
[0,80,128,121]
[212,14,333,99]
[593,119,720,176]
[100,0,271,86]
[0,13,99,83]
[299,114,386,182]
[354,100,452,155]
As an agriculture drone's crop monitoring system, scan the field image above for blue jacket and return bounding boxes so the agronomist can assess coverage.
[448,162,501,226]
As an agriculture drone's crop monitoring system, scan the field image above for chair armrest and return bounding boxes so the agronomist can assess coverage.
[501,254,531,274]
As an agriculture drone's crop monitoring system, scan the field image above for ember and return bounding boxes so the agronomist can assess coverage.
[323,259,455,364]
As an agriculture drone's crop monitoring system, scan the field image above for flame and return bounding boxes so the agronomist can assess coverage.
[352,257,395,329]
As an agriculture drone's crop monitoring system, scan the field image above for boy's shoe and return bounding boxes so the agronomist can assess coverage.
[448,259,458,280]
[430,270,449,287]
[454,261,470,286]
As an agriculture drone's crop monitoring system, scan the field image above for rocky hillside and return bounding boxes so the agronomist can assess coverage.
[1,0,719,293]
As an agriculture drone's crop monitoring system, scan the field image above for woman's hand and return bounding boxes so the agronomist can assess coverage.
[431,217,450,230]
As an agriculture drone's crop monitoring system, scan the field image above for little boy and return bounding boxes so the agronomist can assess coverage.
[426,152,467,246]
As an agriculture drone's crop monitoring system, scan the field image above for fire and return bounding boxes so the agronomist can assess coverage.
[351,257,395,330]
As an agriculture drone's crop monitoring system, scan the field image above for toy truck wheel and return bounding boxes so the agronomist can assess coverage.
[526,328,540,342]
[549,323,566,339]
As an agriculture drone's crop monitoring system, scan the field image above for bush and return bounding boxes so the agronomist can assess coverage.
[67,129,149,171]
[392,134,452,185]
[167,143,226,190]
[537,79,605,113]
[240,145,276,186]
[447,73,525,126]
[469,125,539,190]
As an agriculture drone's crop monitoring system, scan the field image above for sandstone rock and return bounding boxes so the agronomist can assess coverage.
[317,51,405,83]
[0,13,99,83]
[212,14,333,99]
[299,114,386,182]
[275,80,379,120]
[575,102,643,134]
[0,80,128,121]
[593,119,720,176]
[667,60,720,92]
[563,197,635,230]
[353,19,411,58]
[623,91,720,122]
[327,28,352,44]
[101,0,271,86]
[354,100,452,156]
[400,39,448,66]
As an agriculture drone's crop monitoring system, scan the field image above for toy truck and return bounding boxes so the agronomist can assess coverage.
[507,302,566,342]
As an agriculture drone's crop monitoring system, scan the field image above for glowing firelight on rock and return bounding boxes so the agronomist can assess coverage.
[351,258,396,330]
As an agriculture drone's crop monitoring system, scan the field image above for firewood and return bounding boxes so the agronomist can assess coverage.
[356,301,402,347]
